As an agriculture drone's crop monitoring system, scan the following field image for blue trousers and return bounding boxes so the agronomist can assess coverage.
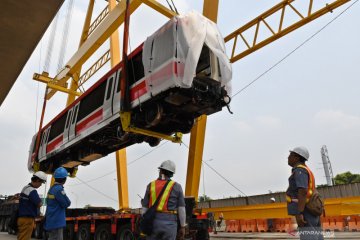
[298,210,324,240]
[146,219,177,240]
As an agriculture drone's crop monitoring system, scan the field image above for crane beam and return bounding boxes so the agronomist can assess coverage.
[45,0,142,100]
[225,0,351,63]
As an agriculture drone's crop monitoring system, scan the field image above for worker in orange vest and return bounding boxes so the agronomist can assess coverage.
[141,160,186,240]
[286,147,324,240]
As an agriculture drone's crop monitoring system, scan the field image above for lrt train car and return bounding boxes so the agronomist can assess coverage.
[28,11,232,174]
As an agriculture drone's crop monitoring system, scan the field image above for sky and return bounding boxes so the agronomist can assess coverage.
[0,0,359,210]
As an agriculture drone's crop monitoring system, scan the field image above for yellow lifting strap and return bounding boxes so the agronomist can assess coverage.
[150,180,175,211]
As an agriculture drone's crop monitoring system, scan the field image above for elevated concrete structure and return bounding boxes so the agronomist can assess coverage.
[0,0,64,106]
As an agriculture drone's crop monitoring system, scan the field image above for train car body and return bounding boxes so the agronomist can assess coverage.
[28,12,232,174]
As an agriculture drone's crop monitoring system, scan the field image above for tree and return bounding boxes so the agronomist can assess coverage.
[334,171,360,185]
[198,195,212,202]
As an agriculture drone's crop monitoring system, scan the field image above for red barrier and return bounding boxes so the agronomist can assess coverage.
[256,219,269,232]
[225,220,241,232]
[348,215,360,231]
[322,216,345,231]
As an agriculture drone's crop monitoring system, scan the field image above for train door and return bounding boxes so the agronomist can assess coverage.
[38,127,51,160]
[68,103,80,141]
[63,108,74,143]
[103,71,117,119]
[112,69,121,113]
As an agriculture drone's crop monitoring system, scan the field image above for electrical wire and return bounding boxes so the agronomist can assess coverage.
[75,176,118,203]
[180,141,255,201]
[231,0,359,99]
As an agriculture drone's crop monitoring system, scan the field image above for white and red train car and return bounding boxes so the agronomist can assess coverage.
[28,12,232,174]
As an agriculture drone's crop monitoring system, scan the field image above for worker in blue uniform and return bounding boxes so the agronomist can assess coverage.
[17,171,47,240]
[44,167,71,240]
[286,146,324,240]
[142,160,186,240]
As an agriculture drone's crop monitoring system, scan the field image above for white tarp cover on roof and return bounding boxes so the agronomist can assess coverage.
[142,11,232,94]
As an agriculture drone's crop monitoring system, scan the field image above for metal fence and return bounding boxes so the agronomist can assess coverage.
[198,182,360,209]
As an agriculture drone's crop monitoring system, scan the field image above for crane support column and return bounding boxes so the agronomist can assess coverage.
[185,0,219,200]
[110,0,129,209]
[66,0,95,106]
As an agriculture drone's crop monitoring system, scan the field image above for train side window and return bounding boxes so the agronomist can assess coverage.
[128,52,144,86]
[106,77,114,100]
[77,81,106,122]
[48,113,67,142]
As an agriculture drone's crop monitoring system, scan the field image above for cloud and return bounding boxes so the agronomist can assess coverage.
[255,116,281,129]
[314,110,360,130]
[233,120,252,133]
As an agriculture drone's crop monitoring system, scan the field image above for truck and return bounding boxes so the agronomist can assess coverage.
[1,196,213,239]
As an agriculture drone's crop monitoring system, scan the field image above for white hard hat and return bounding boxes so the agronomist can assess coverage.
[33,171,47,182]
[158,160,176,174]
[270,197,275,202]
[290,146,309,160]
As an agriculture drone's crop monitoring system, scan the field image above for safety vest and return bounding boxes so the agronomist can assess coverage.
[286,164,315,203]
[149,180,176,212]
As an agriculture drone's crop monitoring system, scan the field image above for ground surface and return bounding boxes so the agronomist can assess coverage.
[2,231,360,239]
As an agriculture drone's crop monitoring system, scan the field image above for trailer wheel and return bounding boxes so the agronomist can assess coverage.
[77,223,91,240]
[196,229,209,240]
[116,224,135,240]
[94,223,112,240]
[64,223,75,240]
[33,223,43,239]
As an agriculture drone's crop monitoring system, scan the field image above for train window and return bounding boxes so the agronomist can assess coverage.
[48,113,67,141]
[106,77,114,100]
[196,45,210,75]
[151,26,175,71]
[77,81,107,122]
[128,52,144,85]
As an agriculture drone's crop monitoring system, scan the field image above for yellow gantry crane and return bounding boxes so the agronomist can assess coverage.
[32,0,352,210]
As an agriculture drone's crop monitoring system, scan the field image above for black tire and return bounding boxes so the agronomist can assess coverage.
[76,223,91,240]
[64,223,75,240]
[94,223,113,240]
[116,224,135,240]
[196,229,209,240]
[33,222,43,239]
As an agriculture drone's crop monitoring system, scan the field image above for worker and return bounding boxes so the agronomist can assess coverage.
[17,171,47,240]
[267,197,276,232]
[286,146,324,240]
[44,167,71,240]
[142,160,186,240]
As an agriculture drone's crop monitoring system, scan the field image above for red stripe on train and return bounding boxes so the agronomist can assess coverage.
[46,135,63,153]
[76,109,103,135]
[130,81,147,101]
